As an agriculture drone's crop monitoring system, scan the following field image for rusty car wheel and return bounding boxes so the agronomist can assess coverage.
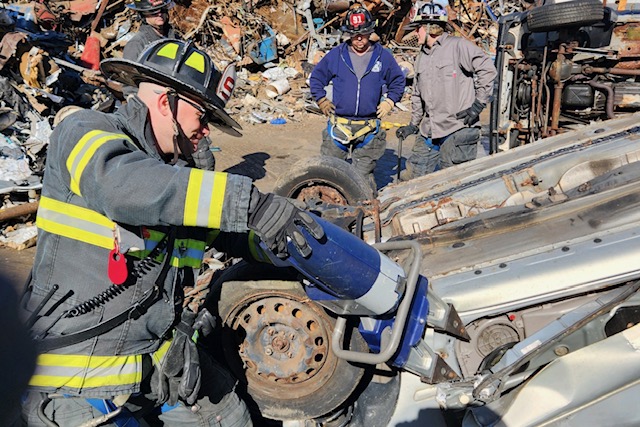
[272,155,375,206]
[218,279,368,421]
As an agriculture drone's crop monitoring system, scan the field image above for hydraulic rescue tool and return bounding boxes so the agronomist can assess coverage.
[266,214,470,383]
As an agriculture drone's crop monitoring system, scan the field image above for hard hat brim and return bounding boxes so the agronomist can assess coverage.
[403,19,446,31]
[126,0,174,13]
[101,58,241,131]
[344,28,375,36]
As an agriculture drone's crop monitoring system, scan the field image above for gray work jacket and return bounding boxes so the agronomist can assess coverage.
[410,33,497,139]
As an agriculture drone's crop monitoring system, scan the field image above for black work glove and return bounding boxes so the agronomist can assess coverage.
[396,124,419,139]
[456,99,485,126]
[153,308,215,406]
[248,189,325,258]
[192,137,216,171]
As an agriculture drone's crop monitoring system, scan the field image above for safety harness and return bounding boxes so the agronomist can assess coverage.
[328,115,380,152]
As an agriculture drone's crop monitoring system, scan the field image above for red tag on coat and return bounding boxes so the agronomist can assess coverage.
[108,247,128,285]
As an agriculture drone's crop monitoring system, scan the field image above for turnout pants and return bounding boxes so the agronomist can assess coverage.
[404,127,480,180]
[20,350,252,427]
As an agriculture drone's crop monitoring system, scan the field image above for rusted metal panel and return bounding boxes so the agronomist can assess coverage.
[612,22,640,62]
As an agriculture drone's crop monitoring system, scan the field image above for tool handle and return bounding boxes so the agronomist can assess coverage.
[396,135,404,181]
[90,0,110,33]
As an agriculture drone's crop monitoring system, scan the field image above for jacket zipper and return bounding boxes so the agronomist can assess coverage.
[340,45,381,117]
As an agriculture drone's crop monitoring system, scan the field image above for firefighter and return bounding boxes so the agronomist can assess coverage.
[396,0,497,180]
[309,4,406,190]
[20,39,323,426]
[123,0,216,173]
[123,0,176,61]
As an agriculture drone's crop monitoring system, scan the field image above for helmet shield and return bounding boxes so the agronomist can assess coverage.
[341,7,376,35]
[101,39,240,131]
[126,0,174,13]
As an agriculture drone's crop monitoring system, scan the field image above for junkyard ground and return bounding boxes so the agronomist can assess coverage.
[0,108,490,294]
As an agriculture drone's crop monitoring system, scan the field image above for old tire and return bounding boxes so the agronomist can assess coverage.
[272,156,374,206]
[218,278,368,421]
[527,0,604,32]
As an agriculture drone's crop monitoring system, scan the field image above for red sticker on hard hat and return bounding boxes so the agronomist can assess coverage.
[108,240,128,285]
[350,13,366,27]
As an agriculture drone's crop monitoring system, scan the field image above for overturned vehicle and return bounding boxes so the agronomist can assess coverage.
[210,113,640,426]
[490,0,640,152]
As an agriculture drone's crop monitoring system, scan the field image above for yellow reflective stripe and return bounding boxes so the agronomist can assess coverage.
[29,353,142,389]
[66,130,130,196]
[36,196,115,249]
[157,42,179,59]
[184,169,227,228]
[170,255,201,268]
[185,51,205,73]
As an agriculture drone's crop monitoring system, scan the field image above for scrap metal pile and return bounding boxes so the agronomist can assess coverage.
[0,0,528,249]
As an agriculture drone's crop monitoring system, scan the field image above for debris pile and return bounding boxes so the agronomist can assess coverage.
[0,0,527,248]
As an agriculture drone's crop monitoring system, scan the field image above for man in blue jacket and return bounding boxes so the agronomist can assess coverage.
[309,5,405,189]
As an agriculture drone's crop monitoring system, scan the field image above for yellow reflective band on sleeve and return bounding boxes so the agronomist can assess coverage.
[184,169,227,229]
[29,353,142,390]
[185,52,205,73]
[66,130,131,196]
[36,196,115,249]
[156,42,179,59]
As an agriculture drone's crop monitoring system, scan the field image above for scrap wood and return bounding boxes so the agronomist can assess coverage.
[0,201,38,222]
[182,5,223,40]
[285,15,341,55]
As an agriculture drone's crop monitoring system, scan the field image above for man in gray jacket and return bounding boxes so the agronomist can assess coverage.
[396,0,497,180]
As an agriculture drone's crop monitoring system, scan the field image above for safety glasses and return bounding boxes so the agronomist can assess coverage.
[141,8,167,17]
[179,96,212,126]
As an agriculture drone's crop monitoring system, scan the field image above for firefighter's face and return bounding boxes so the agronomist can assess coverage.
[418,24,444,47]
[176,96,210,152]
[142,8,168,30]
[350,33,372,53]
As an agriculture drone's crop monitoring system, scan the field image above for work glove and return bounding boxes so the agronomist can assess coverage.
[153,308,216,406]
[455,99,485,126]
[317,97,335,116]
[396,124,419,140]
[248,188,325,258]
[376,99,394,119]
[192,136,216,171]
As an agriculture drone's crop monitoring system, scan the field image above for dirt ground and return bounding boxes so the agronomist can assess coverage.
[212,110,412,192]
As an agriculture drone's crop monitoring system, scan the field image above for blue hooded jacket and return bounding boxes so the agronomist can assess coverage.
[309,42,405,120]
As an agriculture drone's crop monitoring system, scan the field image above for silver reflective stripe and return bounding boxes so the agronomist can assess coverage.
[36,196,115,249]
[355,253,403,315]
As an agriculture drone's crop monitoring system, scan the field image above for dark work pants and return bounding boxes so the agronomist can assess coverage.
[321,127,387,190]
[404,127,480,180]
